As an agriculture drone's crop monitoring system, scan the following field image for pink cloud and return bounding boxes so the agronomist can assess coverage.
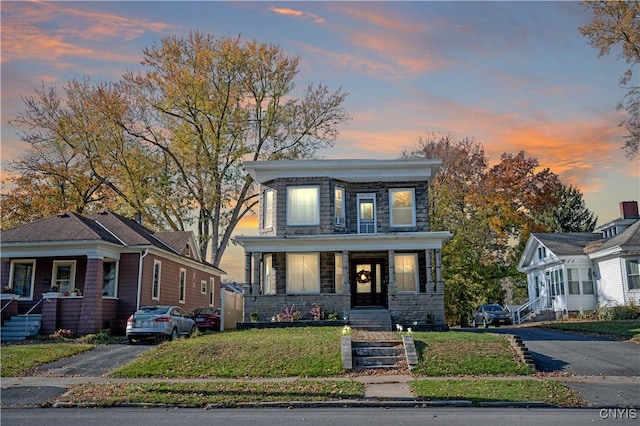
[270,6,326,24]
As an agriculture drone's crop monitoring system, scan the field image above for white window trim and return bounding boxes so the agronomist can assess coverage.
[102,260,119,299]
[286,185,320,226]
[357,193,377,234]
[9,259,36,300]
[286,252,320,294]
[152,260,162,301]
[389,188,416,227]
[335,187,345,227]
[51,260,77,294]
[394,253,419,293]
[201,279,207,294]
[263,253,275,295]
[179,268,186,304]
[264,189,274,229]
[209,277,215,307]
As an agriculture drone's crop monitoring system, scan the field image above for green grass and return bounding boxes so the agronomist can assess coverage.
[1,343,94,377]
[410,379,585,406]
[540,320,640,341]
[55,380,364,407]
[110,327,344,378]
[410,331,533,376]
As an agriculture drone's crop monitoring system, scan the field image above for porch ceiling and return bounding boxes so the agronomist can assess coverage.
[234,231,452,252]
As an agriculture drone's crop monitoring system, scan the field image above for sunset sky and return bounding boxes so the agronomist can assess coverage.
[1,1,638,281]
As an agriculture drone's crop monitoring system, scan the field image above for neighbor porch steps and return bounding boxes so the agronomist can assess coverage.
[1,314,42,342]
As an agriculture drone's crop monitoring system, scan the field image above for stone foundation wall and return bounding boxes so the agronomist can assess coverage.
[388,293,445,326]
[242,293,350,323]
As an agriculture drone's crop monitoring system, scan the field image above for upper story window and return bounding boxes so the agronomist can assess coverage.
[389,189,416,227]
[537,246,546,261]
[52,261,76,294]
[264,189,274,229]
[185,243,191,258]
[357,194,376,234]
[335,187,345,226]
[287,186,319,226]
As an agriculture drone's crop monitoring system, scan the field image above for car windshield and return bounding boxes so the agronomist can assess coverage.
[136,306,170,315]
[484,305,503,312]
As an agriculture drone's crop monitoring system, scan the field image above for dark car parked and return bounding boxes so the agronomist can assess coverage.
[190,307,221,332]
[472,304,512,328]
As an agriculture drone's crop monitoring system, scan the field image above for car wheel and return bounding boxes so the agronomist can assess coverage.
[127,336,136,344]
[483,318,488,328]
[189,325,196,337]
[472,318,477,328]
[170,327,178,341]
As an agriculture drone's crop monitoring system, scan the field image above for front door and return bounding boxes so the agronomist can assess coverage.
[351,260,386,307]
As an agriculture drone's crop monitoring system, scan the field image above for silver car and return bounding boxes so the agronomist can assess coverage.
[126,305,195,343]
[472,304,513,328]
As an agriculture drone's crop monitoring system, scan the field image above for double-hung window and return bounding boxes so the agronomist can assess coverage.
[394,253,418,292]
[102,261,118,297]
[335,187,345,226]
[287,186,319,226]
[627,260,640,290]
[582,268,595,294]
[390,188,416,227]
[209,277,215,306]
[10,260,35,299]
[52,261,76,294]
[567,269,580,294]
[286,253,320,294]
[263,254,275,295]
[264,189,274,229]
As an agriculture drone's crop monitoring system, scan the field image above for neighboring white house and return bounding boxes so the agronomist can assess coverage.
[517,201,640,320]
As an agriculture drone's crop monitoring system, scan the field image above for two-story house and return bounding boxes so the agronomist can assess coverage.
[234,158,452,329]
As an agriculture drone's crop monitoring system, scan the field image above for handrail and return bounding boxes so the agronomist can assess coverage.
[0,296,17,314]
[512,296,546,325]
[24,297,45,336]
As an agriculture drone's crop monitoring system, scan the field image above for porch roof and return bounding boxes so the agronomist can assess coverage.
[234,231,452,252]
[243,158,443,184]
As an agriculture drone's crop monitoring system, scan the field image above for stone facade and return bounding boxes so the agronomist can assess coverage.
[236,159,450,329]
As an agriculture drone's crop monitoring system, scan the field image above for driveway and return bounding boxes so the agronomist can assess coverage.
[466,326,640,407]
[2,343,152,406]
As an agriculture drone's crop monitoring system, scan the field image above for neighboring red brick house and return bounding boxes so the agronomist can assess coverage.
[0,211,223,337]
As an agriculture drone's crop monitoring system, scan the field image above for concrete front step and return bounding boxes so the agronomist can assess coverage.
[352,339,405,369]
[1,315,42,342]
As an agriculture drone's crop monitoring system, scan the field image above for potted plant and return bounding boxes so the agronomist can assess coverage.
[2,285,13,294]
[71,288,81,296]
[50,284,60,293]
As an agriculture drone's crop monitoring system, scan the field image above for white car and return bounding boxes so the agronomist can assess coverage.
[126,305,195,343]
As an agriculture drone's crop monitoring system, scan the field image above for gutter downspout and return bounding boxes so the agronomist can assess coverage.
[136,249,148,310]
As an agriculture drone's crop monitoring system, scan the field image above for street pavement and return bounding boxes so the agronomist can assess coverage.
[1,327,638,408]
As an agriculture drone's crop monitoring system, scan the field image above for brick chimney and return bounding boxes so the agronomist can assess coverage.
[620,201,639,219]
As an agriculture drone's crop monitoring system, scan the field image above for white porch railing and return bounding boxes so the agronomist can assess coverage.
[511,296,549,324]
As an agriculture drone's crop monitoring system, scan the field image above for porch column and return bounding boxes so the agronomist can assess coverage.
[243,252,252,295]
[342,251,350,295]
[388,249,396,295]
[251,252,261,295]
[425,250,434,293]
[77,257,103,335]
[435,249,443,294]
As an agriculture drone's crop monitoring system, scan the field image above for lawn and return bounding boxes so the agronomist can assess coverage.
[540,320,640,341]
[110,327,344,378]
[410,331,534,376]
[1,342,94,377]
[54,380,364,407]
[410,379,584,407]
